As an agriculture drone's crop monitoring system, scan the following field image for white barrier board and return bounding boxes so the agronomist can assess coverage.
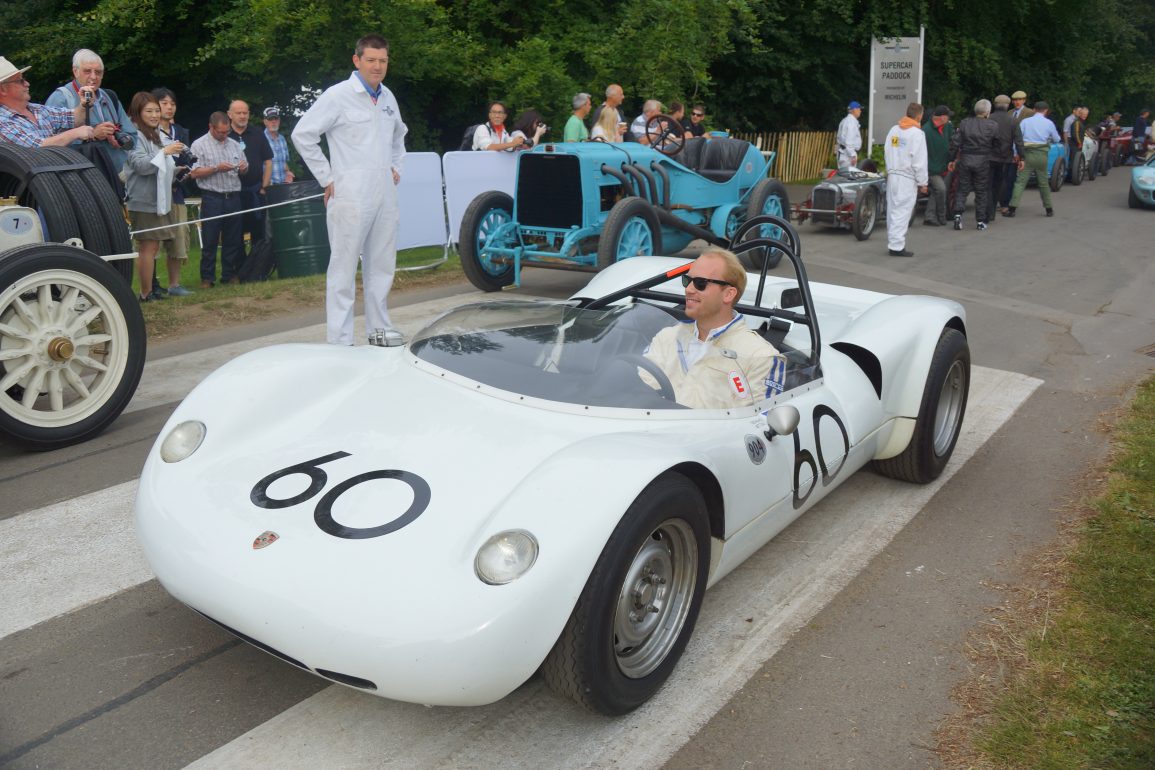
[442,151,519,243]
[396,152,448,251]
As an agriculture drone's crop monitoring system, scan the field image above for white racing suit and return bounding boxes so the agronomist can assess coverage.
[293,73,408,345]
[837,113,862,170]
[883,120,929,252]
[641,315,786,410]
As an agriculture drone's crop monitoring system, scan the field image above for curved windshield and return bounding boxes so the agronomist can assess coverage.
[411,300,782,411]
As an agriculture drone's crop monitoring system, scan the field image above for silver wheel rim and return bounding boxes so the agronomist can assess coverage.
[614,517,698,679]
[932,359,966,456]
[0,268,131,429]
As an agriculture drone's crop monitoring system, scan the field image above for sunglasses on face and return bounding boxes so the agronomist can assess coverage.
[692,112,704,117]
[682,274,730,290]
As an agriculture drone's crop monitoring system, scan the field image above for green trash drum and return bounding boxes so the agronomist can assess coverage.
[267,181,330,278]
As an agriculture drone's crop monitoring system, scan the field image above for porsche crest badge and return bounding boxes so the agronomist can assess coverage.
[252,530,280,549]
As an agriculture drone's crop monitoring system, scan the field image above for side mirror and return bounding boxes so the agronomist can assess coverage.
[762,404,800,441]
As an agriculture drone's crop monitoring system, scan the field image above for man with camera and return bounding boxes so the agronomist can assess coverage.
[45,49,137,178]
[188,112,248,288]
[0,56,112,148]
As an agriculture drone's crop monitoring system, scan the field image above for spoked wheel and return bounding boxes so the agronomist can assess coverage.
[644,114,686,156]
[852,186,878,240]
[1049,157,1066,192]
[1070,153,1085,185]
[542,472,709,714]
[735,179,791,269]
[1086,152,1097,181]
[0,243,146,450]
[872,327,970,483]
[459,191,516,292]
[597,197,661,268]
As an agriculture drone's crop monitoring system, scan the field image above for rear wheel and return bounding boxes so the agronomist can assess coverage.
[872,328,969,484]
[736,180,790,269]
[597,197,661,268]
[541,472,709,715]
[459,191,516,292]
[851,186,877,240]
[1086,152,1097,181]
[0,243,146,450]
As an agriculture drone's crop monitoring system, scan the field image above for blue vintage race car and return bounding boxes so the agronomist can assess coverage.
[459,117,790,291]
[1128,153,1155,209]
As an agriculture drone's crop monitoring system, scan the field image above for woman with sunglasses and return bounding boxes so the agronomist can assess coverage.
[639,249,784,409]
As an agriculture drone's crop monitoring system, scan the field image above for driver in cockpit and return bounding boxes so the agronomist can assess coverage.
[642,249,786,409]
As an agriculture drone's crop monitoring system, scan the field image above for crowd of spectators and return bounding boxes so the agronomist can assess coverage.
[875,88,1151,256]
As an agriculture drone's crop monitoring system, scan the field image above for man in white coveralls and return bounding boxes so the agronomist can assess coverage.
[837,100,863,169]
[643,250,786,410]
[883,102,928,257]
[292,33,407,345]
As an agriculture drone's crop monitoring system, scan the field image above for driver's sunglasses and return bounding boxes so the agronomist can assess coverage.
[682,274,730,290]
[692,111,704,117]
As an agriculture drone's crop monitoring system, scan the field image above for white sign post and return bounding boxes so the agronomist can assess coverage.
[867,27,925,149]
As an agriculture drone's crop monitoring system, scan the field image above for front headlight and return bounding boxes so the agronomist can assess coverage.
[475,530,539,585]
[160,420,206,463]
[1137,173,1155,186]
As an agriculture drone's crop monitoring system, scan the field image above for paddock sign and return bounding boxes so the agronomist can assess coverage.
[868,30,924,147]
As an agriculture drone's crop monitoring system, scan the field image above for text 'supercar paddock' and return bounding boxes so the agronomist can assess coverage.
[136,222,970,715]
[459,117,790,292]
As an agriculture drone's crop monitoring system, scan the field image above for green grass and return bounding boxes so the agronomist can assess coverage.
[975,377,1155,769]
[133,244,463,340]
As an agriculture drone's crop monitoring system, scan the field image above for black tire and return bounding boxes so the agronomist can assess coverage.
[1101,148,1112,174]
[873,328,969,484]
[459,191,516,292]
[0,144,84,247]
[736,180,790,269]
[597,197,661,269]
[1070,153,1084,185]
[1129,186,1142,209]
[0,243,146,450]
[1049,157,1065,192]
[541,472,709,715]
[852,186,878,240]
[1086,152,1097,181]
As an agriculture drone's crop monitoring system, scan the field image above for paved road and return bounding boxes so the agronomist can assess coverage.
[1,169,1151,769]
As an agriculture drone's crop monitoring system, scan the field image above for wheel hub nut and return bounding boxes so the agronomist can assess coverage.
[47,337,75,362]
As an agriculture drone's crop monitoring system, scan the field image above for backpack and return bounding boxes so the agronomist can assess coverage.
[459,123,494,151]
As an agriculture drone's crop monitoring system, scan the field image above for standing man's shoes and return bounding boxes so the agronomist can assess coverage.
[977,222,989,231]
[200,280,214,289]
[1004,207,1016,218]
[1046,208,1054,217]
[953,215,963,230]
[888,248,914,257]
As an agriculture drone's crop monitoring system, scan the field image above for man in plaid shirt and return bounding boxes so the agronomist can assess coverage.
[263,106,294,185]
[0,56,115,148]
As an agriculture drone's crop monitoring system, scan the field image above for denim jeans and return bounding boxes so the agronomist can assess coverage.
[199,192,244,284]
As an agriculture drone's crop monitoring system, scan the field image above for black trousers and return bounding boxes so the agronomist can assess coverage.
[954,159,990,223]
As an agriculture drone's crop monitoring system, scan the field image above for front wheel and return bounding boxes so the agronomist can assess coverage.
[852,186,878,240]
[0,243,146,450]
[872,327,970,484]
[459,191,516,292]
[597,197,661,269]
[1049,157,1066,192]
[1070,153,1084,185]
[541,472,709,715]
[737,179,790,269]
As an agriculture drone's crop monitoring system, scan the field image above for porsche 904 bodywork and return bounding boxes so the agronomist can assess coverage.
[136,221,970,715]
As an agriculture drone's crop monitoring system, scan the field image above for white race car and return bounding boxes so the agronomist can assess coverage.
[135,220,970,715]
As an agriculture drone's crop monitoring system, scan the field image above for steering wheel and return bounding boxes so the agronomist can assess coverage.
[618,354,677,401]
[645,114,686,156]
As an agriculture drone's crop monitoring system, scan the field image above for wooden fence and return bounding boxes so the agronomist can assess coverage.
[730,130,839,183]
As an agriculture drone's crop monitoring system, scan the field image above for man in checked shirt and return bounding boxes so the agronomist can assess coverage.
[188,112,248,287]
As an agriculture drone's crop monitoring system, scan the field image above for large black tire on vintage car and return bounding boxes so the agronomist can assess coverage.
[541,472,710,715]
[872,327,970,484]
[1069,152,1085,185]
[597,197,662,269]
[0,145,134,283]
[1049,157,1066,192]
[0,243,146,450]
[1086,150,1097,181]
[851,186,878,240]
[733,179,791,271]
[459,191,516,292]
